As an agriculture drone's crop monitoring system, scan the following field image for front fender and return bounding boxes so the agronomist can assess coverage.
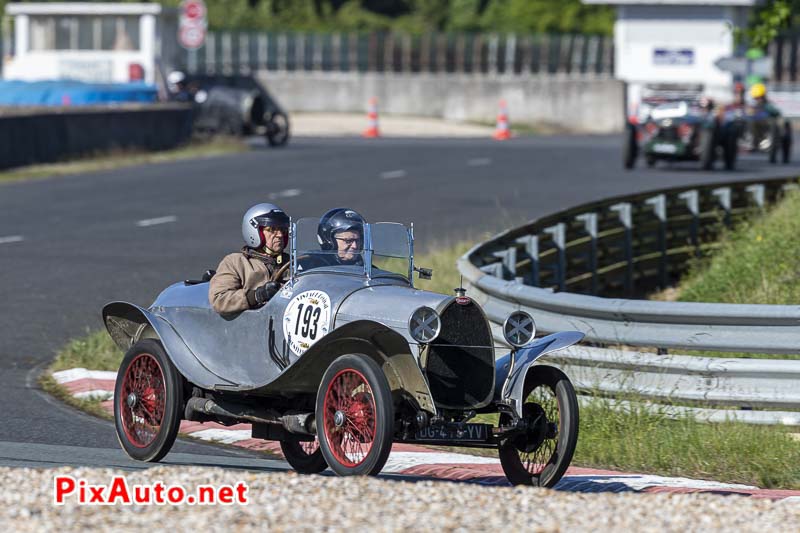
[494,331,583,418]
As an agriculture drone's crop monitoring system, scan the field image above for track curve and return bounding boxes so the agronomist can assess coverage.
[1,134,797,470]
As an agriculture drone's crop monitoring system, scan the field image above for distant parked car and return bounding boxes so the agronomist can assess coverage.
[169,72,290,147]
[625,100,737,171]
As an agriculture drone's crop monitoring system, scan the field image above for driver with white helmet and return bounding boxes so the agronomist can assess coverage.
[209,203,290,315]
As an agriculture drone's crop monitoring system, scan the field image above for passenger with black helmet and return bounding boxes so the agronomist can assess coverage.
[298,208,367,271]
[318,208,366,265]
[209,203,290,315]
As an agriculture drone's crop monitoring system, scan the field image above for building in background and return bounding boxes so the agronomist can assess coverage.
[2,2,180,85]
[583,0,763,119]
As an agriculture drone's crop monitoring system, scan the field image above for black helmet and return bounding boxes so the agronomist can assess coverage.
[317,208,366,251]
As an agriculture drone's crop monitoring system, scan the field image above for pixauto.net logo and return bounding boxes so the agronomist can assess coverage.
[54,475,249,506]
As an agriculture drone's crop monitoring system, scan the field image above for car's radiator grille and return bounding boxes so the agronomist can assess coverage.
[657,126,678,141]
[424,301,494,409]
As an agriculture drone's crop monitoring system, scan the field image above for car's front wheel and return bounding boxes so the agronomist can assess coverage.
[316,354,393,476]
[280,438,328,474]
[114,339,183,462]
[498,365,579,487]
[266,111,290,147]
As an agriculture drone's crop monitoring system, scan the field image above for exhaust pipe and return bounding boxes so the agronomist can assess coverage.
[185,397,315,435]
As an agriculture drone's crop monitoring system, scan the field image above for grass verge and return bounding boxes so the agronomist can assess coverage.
[41,240,800,488]
[679,189,800,306]
[666,188,800,359]
[0,137,248,184]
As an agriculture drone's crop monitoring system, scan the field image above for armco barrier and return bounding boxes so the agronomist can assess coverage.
[458,176,800,424]
[0,103,193,170]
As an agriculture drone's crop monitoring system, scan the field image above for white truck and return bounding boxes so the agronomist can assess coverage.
[2,2,180,85]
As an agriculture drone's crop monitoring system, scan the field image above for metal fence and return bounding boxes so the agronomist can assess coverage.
[458,176,800,425]
[181,31,614,77]
[771,30,800,83]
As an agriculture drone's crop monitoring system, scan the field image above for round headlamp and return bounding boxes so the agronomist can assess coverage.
[409,306,441,344]
[503,311,536,347]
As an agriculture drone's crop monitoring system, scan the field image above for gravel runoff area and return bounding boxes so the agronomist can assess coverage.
[290,112,496,137]
[3,467,798,531]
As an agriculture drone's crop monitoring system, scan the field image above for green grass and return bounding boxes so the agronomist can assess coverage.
[50,330,125,372]
[42,239,800,489]
[670,188,800,359]
[0,137,248,184]
[679,190,800,306]
[576,400,800,489]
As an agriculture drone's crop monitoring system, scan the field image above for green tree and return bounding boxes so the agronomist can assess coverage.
[745,0,799,48]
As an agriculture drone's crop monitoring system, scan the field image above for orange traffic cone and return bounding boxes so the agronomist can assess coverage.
[362,97,381,138]
[493,99,511,140]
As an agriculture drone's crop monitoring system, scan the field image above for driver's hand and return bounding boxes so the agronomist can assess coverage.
[247,281,280,307]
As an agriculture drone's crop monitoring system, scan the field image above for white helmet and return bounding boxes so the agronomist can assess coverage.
[242,203,290,249]
[167,70,186,86]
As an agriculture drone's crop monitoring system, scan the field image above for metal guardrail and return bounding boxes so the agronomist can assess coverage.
[182,31,614,77]
[458,177,800,424]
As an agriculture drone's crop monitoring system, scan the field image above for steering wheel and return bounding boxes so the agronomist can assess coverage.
[270,255,312,283]
[271,261,291,283]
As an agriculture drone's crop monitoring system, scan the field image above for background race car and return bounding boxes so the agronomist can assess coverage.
[171,73,290,147]
[724,104,792,165]
[624,100,737,171]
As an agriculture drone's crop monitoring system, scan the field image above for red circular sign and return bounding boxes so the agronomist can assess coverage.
[182,0,206,21]
[179,23,206,50]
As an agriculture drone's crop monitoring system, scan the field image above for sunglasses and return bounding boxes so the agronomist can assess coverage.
[261,225,288,234]
[334,237,361,246]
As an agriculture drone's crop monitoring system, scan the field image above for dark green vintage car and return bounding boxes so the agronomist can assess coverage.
[625,100,738,171]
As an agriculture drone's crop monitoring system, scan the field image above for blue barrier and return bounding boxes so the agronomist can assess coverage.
[0,80,157,106]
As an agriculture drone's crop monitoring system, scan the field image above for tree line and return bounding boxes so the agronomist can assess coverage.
[1,0,616,35]
[2,0,796,41]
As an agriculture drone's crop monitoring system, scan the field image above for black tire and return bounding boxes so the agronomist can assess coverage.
[645,155,656,168]
[114,339,183,462]
[700,127,716,170]
[623,123,638,170]
[722,127,738,171]
[782,121,792,164]
[316,354,393,476]
[266,111,290,147]
[498,365,579,487]
[769,121,780,164]
[280,439,328,474]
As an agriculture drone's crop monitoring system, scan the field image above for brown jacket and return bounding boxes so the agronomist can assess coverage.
[209,248,289,315]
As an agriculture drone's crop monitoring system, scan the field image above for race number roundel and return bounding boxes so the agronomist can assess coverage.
[283,291,331,355]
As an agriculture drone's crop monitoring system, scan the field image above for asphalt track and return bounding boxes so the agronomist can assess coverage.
[1,134,798,470]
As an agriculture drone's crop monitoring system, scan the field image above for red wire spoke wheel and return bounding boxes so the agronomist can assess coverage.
[114,339,183,462]
[119,352,165,447]
[280,437,327,474]
[498,365,579,487]
[316,354,393,476]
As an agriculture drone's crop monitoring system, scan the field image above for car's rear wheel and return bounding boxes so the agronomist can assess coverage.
[782,121,792,164]
[722,127,738,171]
[769,121,780,164]
[623,123,638,170]
[316,354,393,476]
[114,339,183,462]
[498,365,578,487]
[280,438,328,474]
[266,111,290,147]
[700,127,716,170]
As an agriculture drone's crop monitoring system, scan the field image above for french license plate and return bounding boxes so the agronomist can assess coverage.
[414,423,490,442]
[653,142,678,154]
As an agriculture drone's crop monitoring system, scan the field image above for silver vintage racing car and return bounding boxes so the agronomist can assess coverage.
[103,217,584,487]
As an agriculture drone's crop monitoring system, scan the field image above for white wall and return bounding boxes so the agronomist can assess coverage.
[257,72,626,133]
